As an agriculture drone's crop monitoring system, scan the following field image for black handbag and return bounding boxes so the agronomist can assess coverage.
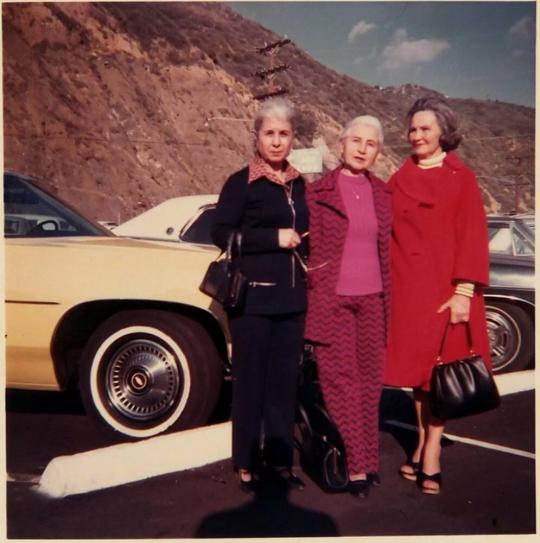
[296,348,349,492]
[199,231,248,310]
[429,321,500,420]
[297,403,349,492]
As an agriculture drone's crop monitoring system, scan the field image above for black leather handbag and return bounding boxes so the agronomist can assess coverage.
[199,231,248,310]
[297,403,349,492]
[296,348,349,493]
[429,321,500,420]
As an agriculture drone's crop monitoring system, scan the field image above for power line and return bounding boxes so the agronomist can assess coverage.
[384,132,535,150]
[5,131,534,147]
[4,132,209,146]
[203,116,252,128]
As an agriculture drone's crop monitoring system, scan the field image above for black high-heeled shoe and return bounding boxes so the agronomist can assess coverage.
[239,478,258,494]
[399,458,420,481]
[237,470,259,494]
[274,468,305,491]
[367,472,381,486]
[417,471,442,495]
[348,478,371,498]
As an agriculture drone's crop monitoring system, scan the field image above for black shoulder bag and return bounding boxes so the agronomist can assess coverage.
[430,321,500,420]
[199,231,248,310]
[296,348,349,492]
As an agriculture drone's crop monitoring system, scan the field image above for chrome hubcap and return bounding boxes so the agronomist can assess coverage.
[485,309,519,372]
[105,339,181,421]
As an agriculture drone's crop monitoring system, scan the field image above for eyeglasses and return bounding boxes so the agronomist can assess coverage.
[293,249,328,272]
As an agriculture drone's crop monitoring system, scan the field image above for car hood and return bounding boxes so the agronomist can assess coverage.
[489,253,535,291]
[7,235,217,252]
[6,235,221,308]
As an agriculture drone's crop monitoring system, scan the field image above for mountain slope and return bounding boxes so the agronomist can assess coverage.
[3,2,534,222]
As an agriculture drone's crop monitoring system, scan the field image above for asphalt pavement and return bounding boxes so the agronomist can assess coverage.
[5,385,536,539]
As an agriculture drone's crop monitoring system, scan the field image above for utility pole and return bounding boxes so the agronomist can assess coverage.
[505,154,532,212]
[252,38,292,101]
[501,175,531,213]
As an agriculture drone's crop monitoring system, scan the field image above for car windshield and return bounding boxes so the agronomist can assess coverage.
[180,206,216,245]
[488,222,534,256]
[521,217,535,232]
[4,173,111,238]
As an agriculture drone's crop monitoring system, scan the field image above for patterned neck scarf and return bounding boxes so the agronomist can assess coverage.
[247,155,300,185]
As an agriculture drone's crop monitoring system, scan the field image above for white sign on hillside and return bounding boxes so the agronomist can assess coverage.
[287,148,323,174]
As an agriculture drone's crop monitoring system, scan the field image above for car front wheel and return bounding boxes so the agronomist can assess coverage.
[485,301,534,374]
[79,309,223,440]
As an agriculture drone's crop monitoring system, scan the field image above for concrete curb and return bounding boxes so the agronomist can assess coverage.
[37,370,534,498]
[38,421,231,498]
[493,369,534,395]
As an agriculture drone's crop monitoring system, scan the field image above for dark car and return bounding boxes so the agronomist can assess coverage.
[485,215,535,373]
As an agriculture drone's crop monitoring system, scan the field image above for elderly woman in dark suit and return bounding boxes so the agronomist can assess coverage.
[384,96,491,495]
[211,97,308,493]
[305,115,392,498]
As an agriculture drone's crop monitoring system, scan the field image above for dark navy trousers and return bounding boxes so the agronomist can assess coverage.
[228,311,305,471]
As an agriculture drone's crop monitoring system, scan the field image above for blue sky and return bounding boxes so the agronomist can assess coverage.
[229,2,535,107]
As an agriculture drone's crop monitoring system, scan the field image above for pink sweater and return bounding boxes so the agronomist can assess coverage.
[336,171,382,295]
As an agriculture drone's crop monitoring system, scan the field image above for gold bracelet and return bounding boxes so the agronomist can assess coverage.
[455,283,474,298]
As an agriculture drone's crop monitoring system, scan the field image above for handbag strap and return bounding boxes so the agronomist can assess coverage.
[225,230,242,262]
[436,320,476,363]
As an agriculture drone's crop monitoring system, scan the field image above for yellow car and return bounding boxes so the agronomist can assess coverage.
[5,172,229,440]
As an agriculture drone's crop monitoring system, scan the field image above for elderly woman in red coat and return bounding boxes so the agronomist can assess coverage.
[305,115,392,498]
[384,96,491,495]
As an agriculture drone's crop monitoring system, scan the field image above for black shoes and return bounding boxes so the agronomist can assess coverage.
[237,470,259,494]
[367,472,381,486]
[417,471,442,495]
[237,467,306,494]
[348,478,371,498]
[399,458,420,481]
[348,472,381,498]
[238,477,259,494]
[273,468,306,491]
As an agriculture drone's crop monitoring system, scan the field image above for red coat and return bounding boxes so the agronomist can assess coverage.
[384,152,492,390]
[304,166,392,344]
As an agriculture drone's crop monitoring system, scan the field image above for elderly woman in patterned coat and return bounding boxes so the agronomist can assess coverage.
[304,115,392,498]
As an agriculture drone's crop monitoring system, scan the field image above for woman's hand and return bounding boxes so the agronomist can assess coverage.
[437,294,471,323]
[278,228,301,249]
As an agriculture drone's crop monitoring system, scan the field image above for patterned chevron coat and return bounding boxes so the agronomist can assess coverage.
[304,166,392,345]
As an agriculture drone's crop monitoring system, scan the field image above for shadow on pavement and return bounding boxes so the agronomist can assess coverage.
[194,469,338,538]
[6,388,86,415]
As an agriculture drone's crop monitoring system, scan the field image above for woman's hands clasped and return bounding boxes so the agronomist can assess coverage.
[278,228,301,249]
[437,294,471,323]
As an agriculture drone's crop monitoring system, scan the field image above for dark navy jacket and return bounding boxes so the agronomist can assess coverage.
[211,166,308,315]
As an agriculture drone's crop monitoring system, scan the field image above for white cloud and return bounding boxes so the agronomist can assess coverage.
[380,28,450,71]
[348,20,377,43]
[508,16,534,41]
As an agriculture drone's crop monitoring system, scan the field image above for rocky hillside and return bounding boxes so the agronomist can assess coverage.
[3,2,534,222]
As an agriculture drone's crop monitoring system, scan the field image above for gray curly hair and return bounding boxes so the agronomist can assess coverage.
[254,97,297,132]
[340,115,384,146]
